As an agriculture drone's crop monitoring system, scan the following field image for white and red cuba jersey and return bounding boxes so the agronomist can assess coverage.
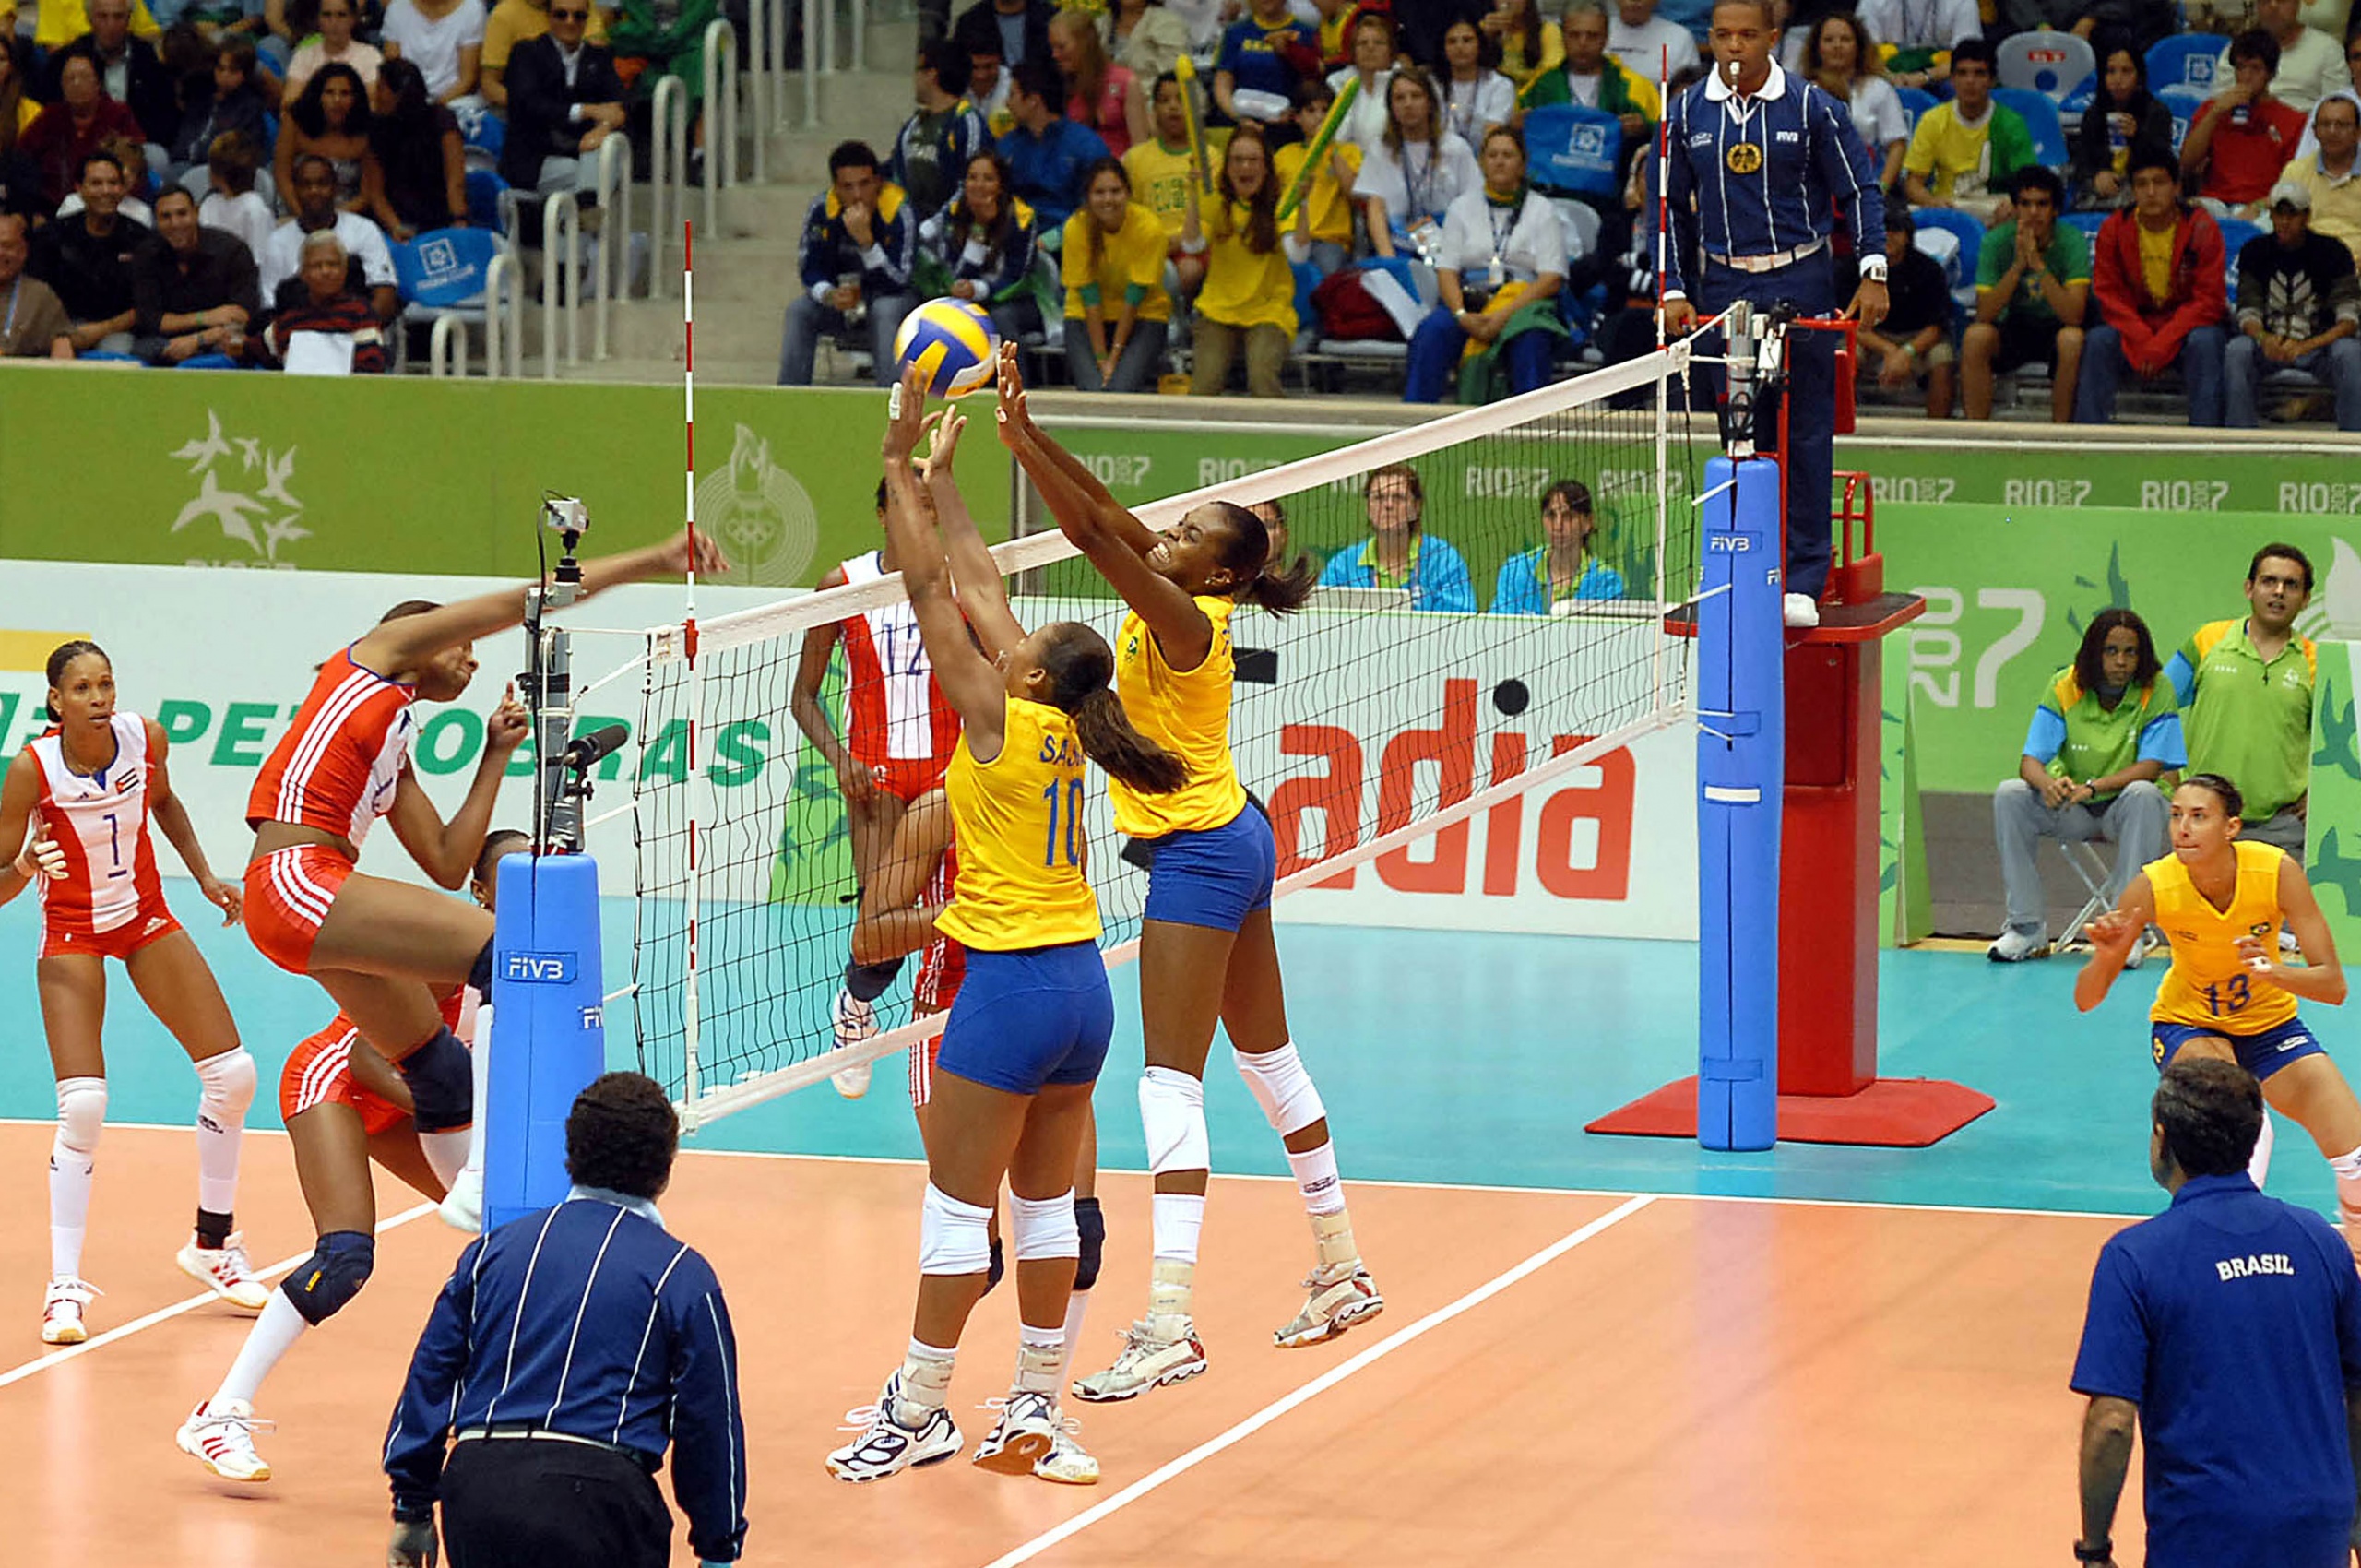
[29,712,165,937]
[247,646,418,844]
[838,551,961,768]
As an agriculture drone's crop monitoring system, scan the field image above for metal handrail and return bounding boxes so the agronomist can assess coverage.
[594,132,632,358]
[486,250,520,376]
[743,0,767,183]
[648,73,689,297]
[542,189,582,376]
[801,0,819,125]
[699,17,739,241]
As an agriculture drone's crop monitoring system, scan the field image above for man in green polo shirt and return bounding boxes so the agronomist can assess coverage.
[1963,165,2092,424]
[1990,609,2184,962]
[2165,542,2319,857]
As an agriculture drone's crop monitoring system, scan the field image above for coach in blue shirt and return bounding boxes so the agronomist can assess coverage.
[1653,0,1885,631]
[2070,1057,2361,1568]
[385,1073,750,1568]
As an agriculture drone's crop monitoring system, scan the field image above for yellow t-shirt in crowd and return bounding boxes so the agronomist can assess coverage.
[1196,198,1298,335]
[483,0,609,71]
[2146,840,2298,1033]
[1901,103,1994,205]
[1110,598,1245,838]
[1274,138,1361,244]
[1062,200,1174,322]
[2136,218,2175,303]
[1498,18,1562,94]
[1122,137,1195,240]
[935,697,1104,952]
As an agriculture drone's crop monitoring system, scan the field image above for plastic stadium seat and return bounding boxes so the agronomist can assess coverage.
[1548,197,1604,263]
[1994,88,2070,166]
[2146,34,2220,94]
[2216,216,2263,293]
[1996,30,2096,103]
[1912,206,1988,291]
[465,167,512,233]
[2156,83,2210,149]
[1895,85,1939,131]
[2061,209,2108,243]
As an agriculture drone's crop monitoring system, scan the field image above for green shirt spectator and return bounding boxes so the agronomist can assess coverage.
[1976,217,2092,324]
[2164,544,2319,854]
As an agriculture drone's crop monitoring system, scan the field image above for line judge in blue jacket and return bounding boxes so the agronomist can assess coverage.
[1653,0,1887,631]
[2070,1057,2361,1568]
[1317,461,1478,611]
[384,1073,749,1568]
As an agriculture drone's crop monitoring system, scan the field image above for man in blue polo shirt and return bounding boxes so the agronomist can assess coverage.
[2070,1057,2361,1568]
[996,58,1111,232]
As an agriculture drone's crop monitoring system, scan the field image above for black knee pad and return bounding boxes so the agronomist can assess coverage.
[1074,1196,1105,1293]
[982,1234,1005,1296]
[283,1230,375,1325]
[468,937,496,996]
[844,956,904,1003]
[396,1027,473,1133]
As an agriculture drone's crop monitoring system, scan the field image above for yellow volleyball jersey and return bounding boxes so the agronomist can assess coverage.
[1110,598,1243,838]
[2148,839,2297,1031]
[935,697,1103,952]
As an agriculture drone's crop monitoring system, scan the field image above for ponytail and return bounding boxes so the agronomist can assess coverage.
[1072,687,1188,795]
[1243,553,1319,615]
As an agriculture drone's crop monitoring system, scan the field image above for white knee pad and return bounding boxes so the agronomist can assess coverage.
[55,1077,106,1155]
[1009,1189,1080,1262]
[194,1048,256,1126]
[917,1183,993,1276]
[1139,1067,1209,1175]
[1233,1044,1325,1137]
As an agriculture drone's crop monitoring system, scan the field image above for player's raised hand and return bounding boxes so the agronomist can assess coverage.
[884,362,932,461]
[650,525,730,578]
[13,824,64,881]
[923,405,967,484]
[201,873,243,926]
[994,343,1033,444]
[485,683,530,754]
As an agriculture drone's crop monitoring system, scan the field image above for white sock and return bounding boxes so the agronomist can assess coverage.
[420,1131,471,1189]
[2329,1145,2361,1218]
[1286,1140,1347,1217]
[894,1337,957,1424]
[459,1003,492,1180]
[1150,1192,1204,1264]
[212,1289,308,1408]
[49,1076,104,1281]
[1061,1290,1092,1365]
[1014,1322,1066,1396]
[2248,1109,2275,1189]
[191,1049,254,1218]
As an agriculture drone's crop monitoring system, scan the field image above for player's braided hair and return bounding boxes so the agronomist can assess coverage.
[42,640,107,723]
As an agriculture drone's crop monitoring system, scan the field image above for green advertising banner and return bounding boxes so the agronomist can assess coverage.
[0,369,1008,586]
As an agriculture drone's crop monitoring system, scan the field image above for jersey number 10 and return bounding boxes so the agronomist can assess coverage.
[1040,779,1083,868]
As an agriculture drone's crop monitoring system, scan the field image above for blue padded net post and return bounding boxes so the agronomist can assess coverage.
[486,852,608,1230]
[1695,455,1785,1152]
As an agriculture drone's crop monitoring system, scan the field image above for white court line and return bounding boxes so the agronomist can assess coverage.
[0,1202,436,1392]
[976,1194,1659,1568]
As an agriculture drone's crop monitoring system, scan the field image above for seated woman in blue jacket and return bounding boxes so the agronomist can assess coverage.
[1492,479,1624,613]
[1316,461,1477,611]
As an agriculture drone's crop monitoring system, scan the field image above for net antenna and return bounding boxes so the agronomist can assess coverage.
[678,217,706,1117]
[624,345,1705,1131]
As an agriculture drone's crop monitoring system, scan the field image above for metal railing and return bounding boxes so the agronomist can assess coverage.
[594,131,632,360]
[541,189,583,377]
[648,73,690,298]
[699,17,740,241]
[425,250,520,378]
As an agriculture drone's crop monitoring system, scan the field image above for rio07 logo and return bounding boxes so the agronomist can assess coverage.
[2281,481,2361,515]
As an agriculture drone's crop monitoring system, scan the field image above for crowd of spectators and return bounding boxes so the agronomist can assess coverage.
[0,0,722,372]
[779,0,2361,419]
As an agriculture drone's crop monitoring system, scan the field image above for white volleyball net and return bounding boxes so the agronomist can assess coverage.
[625,344,1705,1129]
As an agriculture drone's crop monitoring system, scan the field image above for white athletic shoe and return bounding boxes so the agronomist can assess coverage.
[972,1391,1098,1484]
[1987,929,2049,963]
[41,1277,98,1346]
[176,1398,273,1482]
[830,989,876,1099]
[438,1165,485,1232]
[1275,1263,1385,1348]
[1783,592,1821,629]
[826,1373,962,1482]
[177,1233,269,1311]
[1071,1320,1208,1403]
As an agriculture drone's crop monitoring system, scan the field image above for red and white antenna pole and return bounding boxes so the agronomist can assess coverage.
[681,220,705,1118]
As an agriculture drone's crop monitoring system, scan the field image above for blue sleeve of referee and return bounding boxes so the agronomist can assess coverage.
[1808,83,1882,267]
[383,1236,487,1522]
[667,1262,751,1562]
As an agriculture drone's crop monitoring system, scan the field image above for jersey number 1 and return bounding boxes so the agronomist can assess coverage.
[1041,779,1083,868]
[102,813,127,879]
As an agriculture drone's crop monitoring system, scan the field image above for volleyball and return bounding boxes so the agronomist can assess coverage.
[894,297,999,398]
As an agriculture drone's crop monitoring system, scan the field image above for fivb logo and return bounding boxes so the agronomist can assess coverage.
[1566,123,1609,160]
[504,950,577,984]
[416,234,466,290]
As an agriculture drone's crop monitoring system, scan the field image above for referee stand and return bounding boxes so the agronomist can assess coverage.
[1590,309,1992,1151]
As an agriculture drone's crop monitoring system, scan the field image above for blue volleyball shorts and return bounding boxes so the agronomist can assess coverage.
[2151,1016,2326,1083]
[934,941,1114,1096]
[1139,803,1276,933]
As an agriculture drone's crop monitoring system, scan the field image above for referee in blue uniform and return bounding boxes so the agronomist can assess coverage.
[2070,1057,2361,1568]
[1655,0,1887,630]
[384,1073,750,1568]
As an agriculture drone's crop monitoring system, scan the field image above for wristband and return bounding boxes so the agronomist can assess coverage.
[2073,1540,2111,1564]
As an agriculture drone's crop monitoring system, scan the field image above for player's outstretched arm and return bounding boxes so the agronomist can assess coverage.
[884,366,1007,759]
[386,684,529,889]
[849,788,953,966]
[921,406,1026,659]
[2247,857,2348,1005]
[356,527,730,680]
[2075,876,2155,1013]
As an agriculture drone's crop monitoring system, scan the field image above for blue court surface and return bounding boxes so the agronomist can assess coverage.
[0,894,2318,1223]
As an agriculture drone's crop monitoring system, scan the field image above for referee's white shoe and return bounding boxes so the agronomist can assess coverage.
[830,988,876,1099]
[176,1398,272,1482]
[1784,593,1821,629]
[972,1391,1098,1484]
[827,1373,962,1481]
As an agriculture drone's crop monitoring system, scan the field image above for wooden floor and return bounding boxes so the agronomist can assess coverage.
[2,1125,2138,1566]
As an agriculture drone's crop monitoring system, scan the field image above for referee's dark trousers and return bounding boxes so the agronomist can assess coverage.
[1694,248,1839,601]
[442,1431,674,1567]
